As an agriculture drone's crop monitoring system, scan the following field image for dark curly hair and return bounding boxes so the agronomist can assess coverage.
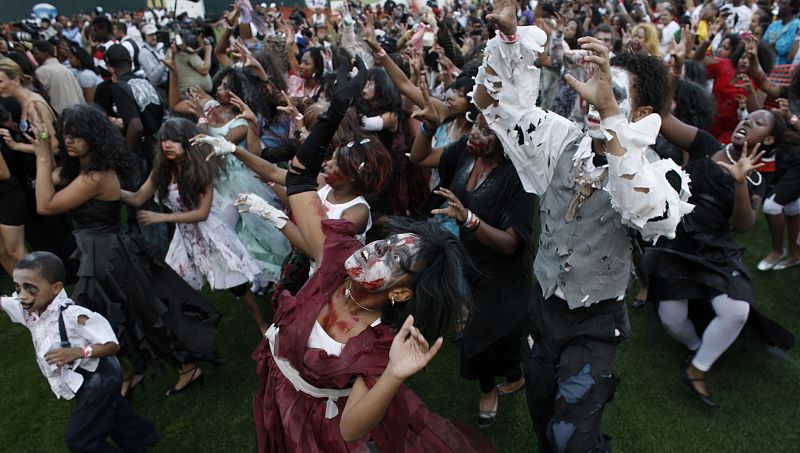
[213,66,270,118]
[332,133,392,196]
[57,104,135,184]
[674,79,715,131]
[611,52,669,115]
[379,216,472,342]
[153,118,217,209]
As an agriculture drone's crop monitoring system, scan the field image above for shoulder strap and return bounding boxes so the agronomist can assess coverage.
[58,305,70,348]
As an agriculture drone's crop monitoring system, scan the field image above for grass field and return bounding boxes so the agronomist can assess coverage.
[0,215,798,452]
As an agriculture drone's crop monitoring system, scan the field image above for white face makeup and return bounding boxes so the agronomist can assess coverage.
[344,233,421,292]
[586,67,633,140]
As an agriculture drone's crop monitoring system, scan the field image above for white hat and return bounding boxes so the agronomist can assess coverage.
[142,23,158,35]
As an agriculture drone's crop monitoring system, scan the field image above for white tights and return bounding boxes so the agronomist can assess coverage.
[658,296,750,372]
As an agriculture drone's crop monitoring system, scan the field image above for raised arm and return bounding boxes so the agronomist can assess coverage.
[409,80,444,168]
[473,0,582,195]
[284,57,369,262]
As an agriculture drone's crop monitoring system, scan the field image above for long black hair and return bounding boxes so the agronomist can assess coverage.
[380,216,472,342]
[67,42,96,72]
[57,104,134,184]
[358,68,401,117]
[212,66,270,118]
[153,118,217,209]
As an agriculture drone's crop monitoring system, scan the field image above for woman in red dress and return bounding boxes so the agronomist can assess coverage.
[240,58,493,452]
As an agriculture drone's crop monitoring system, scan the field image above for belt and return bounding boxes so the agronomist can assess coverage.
[266,324,351,419]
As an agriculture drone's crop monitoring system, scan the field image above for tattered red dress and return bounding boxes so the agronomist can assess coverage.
[252,219,494,453]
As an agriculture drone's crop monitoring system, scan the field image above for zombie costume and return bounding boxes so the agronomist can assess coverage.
[252,220,494,452]
[437,137,536,396]
[472,26,693,452]
[642,131,795,371]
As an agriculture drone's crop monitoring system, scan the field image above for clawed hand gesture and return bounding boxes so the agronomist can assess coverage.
[411,80,441,129]
[772,98,793,121]
[229,92,258,125]
[191,134,236,161]
[717,141,765,184]
[486,0,517,37]
[565,37,618,118]
[386,315,443,382]
[430,188,468,223]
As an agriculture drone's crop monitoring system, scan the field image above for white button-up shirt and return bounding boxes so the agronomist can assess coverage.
[0,290,118,400]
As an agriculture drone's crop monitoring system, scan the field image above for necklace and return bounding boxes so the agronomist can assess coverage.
[724,145,763,186]
[345,280,377,312]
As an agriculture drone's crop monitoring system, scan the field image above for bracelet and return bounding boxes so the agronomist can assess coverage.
[82,345,93,359]
[458,209,472,227]
[498,31,518,44]
[294,113,304,122]
[790,115,798,125]
[419,122,436,137]
[197,117,209,125]
[461,210,481,231]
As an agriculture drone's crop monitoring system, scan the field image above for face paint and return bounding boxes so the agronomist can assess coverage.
[161,139,186,161]
[586,68,633,140]
[345,233,421,292]
[466,115,495,156]
[322,154,344,186]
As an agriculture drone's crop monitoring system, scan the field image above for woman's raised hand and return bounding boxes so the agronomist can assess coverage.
[411,79,442,129]
[328,55,369,116]
[23,105,51,156]
[430,188,468,223]
[191,134,237,161]
[276,91,302,119]
[386,315,444,382]
[716,141,765,184]
[229,92,258,125]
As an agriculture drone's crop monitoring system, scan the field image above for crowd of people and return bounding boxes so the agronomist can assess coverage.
[0,0,797,451]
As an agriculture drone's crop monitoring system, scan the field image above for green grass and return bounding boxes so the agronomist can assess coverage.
[0,216,798,452]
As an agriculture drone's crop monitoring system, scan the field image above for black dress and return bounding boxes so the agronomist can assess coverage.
[642,130,794,353]
[70,199,222,373]
[437,137,536,382]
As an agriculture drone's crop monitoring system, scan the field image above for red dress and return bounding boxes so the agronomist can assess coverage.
[252,220,494,453]
[707,58,754,144]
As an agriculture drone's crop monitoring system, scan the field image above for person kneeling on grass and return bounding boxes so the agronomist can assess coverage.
[0,252,159,452]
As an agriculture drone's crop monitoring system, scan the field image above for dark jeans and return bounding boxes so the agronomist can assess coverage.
[66,357,159,452]
[521,285,629,453]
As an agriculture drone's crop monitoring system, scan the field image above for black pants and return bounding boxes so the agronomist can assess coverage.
[66,357,159,452]
[521,286,629,453]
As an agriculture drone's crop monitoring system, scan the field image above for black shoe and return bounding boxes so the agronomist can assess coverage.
[123,374,144,401]
[476,390,499,430]
[166,366,204,396]
[680,366,719,408]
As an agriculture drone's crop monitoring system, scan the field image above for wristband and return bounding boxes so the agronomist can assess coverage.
[197,117,209,125]
[791,115,798,125]
[374,48,387,58]
[419,122,436,137]
[82,345,93,359]
[498,31,518,44]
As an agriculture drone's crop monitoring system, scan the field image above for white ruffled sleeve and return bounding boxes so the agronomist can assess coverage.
[470,26,583,195]
[601,114,695,243]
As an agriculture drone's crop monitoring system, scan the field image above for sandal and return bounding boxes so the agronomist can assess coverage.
[122,374,144,400]
[476,390,499,430]
[680,366,718,408]
[166,366,204,397]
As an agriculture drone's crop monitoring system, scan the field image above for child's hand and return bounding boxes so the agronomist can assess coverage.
[45,347,82,367]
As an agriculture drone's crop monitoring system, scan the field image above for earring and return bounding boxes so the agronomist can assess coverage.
[390,296,396,307]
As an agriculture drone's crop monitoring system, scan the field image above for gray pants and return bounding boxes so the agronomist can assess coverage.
[522,286,629,453]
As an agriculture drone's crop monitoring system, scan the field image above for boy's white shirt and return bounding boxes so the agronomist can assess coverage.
[0,289,119,400]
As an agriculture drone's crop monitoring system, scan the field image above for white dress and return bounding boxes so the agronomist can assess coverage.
[163,182,261,290]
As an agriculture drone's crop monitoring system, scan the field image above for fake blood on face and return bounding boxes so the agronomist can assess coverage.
[361,278,385,291]
[346,266,363,277]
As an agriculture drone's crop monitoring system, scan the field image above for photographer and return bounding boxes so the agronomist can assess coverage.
[138,23,167,89]
[174,29,213,93]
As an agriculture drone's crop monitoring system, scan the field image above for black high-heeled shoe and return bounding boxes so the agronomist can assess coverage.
[122,374,144,401]
[680,366,719,408]
[165,366,204,397]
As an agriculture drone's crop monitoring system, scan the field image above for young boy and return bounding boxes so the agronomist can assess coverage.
[1,251,159,452]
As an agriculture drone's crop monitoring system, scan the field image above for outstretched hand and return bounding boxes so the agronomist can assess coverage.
[430,188,468,223]
[234,193,289,229]
[717,141,765,184]
[386,315,444,382]
[410,79,442,129]
[191,134,237,161]
[229,92,258,125]
[486,0,517,37]
[565,37,620,119]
